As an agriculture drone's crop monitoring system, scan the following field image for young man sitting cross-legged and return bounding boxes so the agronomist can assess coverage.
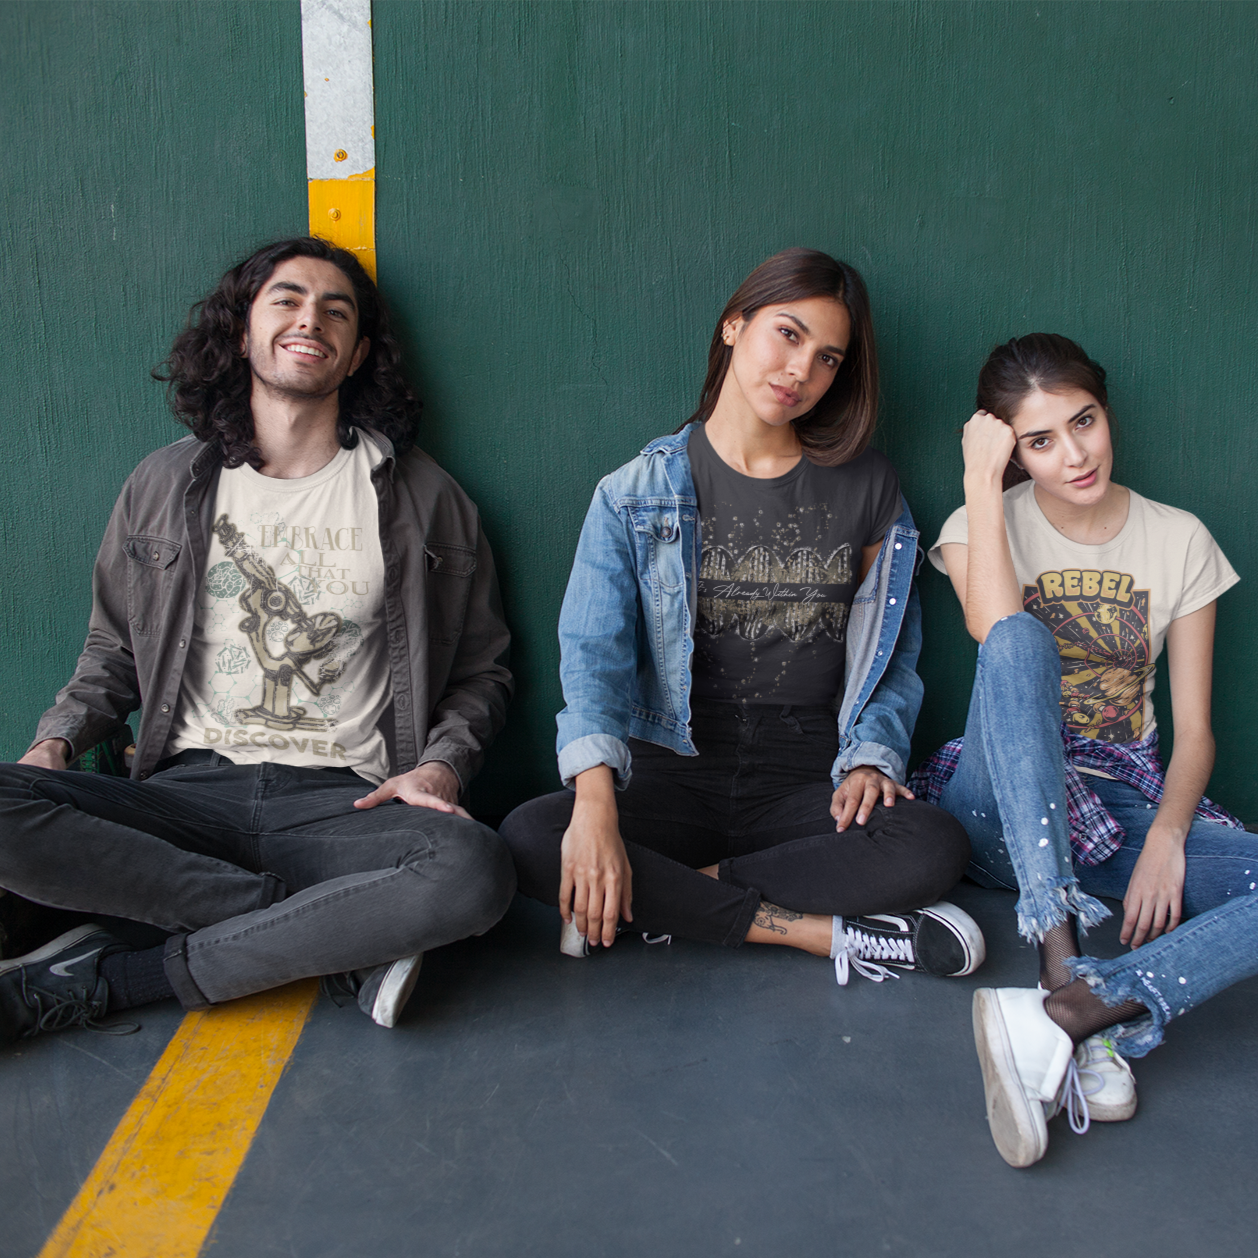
[0,237,515,1037]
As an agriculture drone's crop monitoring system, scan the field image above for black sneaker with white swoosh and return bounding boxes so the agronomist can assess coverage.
[0,923,136,1042]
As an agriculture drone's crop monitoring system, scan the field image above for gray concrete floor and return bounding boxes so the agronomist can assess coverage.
[4,882,1257,1257]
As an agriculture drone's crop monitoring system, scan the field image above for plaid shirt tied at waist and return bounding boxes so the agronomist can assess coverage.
[907,726,1245,867]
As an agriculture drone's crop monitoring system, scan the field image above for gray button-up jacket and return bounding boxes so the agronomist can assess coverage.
[33,432,513,787]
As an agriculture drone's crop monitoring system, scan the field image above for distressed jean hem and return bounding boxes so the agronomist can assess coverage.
[1015,876,1112,944]
[1065,954,1166,1058]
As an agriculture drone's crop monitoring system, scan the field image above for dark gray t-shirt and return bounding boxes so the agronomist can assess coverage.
[688,424,901,705]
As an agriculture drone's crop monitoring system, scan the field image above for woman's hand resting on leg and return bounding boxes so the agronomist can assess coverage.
[561,765,634,948]
[831,766,914,832]
[1121,827,1186,947]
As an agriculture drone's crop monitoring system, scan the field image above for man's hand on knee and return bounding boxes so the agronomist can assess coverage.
[18,739,71,771]
[353,760,471,817]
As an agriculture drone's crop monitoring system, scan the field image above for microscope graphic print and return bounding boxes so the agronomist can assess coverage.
[211,514,348,733]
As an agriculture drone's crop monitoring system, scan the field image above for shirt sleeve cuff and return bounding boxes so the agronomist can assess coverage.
[832,741,906,787]
[558,733,632,790]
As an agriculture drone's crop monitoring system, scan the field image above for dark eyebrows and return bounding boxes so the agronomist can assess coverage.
[775,310,846,357]
[1016,404,1096,442]
[265,280,356,309]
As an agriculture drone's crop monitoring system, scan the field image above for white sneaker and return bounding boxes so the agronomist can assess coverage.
[1074,1034,1137,1121]
[558,920,670,957]
[972,987,1085,1167]
[322,954,424,1028]
[559,919,589,957]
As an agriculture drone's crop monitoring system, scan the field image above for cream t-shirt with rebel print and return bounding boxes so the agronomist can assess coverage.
[168,431,391,783]
[928,480,1238,744]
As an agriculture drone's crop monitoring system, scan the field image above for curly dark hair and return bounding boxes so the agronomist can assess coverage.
[153,237,421,468]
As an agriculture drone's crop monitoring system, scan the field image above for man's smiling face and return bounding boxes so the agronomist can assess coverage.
[242,256,370,400]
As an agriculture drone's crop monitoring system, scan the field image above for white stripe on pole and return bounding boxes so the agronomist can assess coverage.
[301,0,375,180]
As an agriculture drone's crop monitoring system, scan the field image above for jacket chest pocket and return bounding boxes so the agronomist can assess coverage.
[125,535,182,637]
[627,507,683,593]
[425,542,477,644]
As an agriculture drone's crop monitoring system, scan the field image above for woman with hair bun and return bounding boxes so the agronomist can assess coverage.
[917,333,1252,1167]
[502,249,983,985]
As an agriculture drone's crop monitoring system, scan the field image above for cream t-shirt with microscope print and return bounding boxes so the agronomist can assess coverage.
[168,431,391,784]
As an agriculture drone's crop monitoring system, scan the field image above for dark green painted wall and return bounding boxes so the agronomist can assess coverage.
[3,2,1255,819]
[1,0,306,745]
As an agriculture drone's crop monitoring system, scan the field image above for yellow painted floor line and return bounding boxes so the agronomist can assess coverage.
[38,978,319,1258]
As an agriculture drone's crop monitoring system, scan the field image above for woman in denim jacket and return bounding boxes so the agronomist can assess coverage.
[914,333,1252,1167]
[502,250,981,985]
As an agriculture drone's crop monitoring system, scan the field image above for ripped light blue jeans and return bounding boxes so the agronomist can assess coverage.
[940,613,1258,1057]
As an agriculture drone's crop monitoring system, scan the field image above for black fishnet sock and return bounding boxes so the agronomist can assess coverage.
[1044,978,1148,1046]
[1037,919,1080,991]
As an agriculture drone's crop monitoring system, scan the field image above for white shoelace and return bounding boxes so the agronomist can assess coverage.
[829,915,914,985]
[1058,1057,1094,1135]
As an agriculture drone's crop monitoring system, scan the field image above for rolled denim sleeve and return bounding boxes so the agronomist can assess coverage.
[834,581,923,784]
[555,480,641,789]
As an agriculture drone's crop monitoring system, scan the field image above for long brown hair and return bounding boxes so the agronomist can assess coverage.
[976,333,1110,489]
[678,248,880,466]
[153,237,420,470]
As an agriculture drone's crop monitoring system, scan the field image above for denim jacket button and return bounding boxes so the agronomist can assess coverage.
[894,542,902,550]
[888,597,897,605]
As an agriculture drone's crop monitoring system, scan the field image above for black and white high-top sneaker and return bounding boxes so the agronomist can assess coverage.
[830,901,986,985]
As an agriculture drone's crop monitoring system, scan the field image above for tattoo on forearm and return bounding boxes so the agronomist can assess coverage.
[754,901,804,935]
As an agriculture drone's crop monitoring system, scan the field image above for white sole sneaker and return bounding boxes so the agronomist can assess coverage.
[1076,1035,1137,1121]
[364,954,423,1028]
[559,919,589,958]
[972,987,1074,1168]
[917,901,987,975]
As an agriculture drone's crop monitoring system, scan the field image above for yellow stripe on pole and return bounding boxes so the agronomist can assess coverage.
[309,168,376,279]
[37,980,318,1258]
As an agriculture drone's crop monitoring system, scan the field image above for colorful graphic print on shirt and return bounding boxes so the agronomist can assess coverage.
[1022,568,1151,743]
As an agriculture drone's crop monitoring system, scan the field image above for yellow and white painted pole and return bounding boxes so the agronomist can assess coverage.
[302,0,377,277]
[37,8,379,1256]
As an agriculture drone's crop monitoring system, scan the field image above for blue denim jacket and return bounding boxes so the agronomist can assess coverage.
[556,426,924,789]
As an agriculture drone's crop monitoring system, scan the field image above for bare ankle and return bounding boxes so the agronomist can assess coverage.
[744,902,832,956]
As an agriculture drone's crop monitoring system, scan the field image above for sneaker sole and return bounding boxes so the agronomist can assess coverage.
[1077,1037,1138,1122]
[1088,1094,1138,1122]
[0,923,105,976]
[369,954,423,1028]
[919,901,986,976]
[972,988,1048,1168]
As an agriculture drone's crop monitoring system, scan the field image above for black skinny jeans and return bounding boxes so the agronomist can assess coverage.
[0,754,515,1007]
[501,701,970,947]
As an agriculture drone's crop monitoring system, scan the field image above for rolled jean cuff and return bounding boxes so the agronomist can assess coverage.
[1064,954,1167,1059]
[716,865,771,949]
[164,933,213,1011]
[1014,875,1111,943]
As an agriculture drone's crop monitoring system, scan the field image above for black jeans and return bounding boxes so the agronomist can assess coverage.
[0,754,516,1008]
[501,701,969,947]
